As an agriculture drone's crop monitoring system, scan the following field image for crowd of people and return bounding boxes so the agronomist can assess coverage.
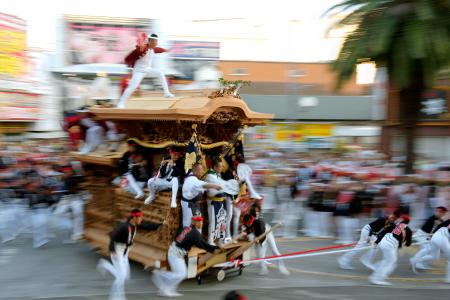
[245,149,449,241]
[0,148,88,248]
[1,143,449,297]
[243,149,450,286]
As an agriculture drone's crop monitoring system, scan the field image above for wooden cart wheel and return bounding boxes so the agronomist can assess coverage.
[217,270,226,282]
[196,275,202,285]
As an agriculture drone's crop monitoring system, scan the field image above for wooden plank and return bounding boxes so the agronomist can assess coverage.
[197,252,227,274]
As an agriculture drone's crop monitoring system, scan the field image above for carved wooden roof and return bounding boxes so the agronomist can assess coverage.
[89,90,273,125]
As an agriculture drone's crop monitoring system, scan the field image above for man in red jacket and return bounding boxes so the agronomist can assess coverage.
[117,33,174,108]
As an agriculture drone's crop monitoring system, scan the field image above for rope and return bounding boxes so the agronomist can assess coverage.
[215,241,427,269]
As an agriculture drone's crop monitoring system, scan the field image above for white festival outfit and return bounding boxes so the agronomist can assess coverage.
[205,169,228,245]
[117,40,174,108]
[145,158,183,208]
[181,173,206,227]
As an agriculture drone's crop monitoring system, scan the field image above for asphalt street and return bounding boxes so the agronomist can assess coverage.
[1,234,449,300]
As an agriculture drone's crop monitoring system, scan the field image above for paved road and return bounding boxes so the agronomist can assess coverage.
[1,234,448,300]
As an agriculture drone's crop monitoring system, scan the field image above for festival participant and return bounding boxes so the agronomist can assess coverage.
[338,210,402,270]
[145,147,184,207]
[117,33,174,109]
[181,163,221,227]
[239,214,290,275]
[205,159,229,245]
[369,215,412,286]
[152,214,224,297]
[97,209,161,300]
[118,141,150,199]
[410,206,447,271]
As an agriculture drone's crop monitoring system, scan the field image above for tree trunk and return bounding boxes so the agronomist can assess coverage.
[399,67,425,174]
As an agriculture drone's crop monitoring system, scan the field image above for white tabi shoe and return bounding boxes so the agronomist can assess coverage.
[164,93,175,98]
[369,279,392,286]
[279,265,291,275]
[223,237,232,244]
[338,257,354,270]
[144,194,156,205]
[360,257,375,271]
[258,267,269,276]
[96,260,107,277]
[416,263,430,270]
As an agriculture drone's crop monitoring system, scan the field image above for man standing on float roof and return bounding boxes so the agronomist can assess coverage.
[117,33,174,109]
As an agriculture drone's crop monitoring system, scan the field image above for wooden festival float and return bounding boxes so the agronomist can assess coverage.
[72,88,272,282]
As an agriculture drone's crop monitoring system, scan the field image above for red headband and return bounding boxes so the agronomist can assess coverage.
[245,215,255,226]
[130,211,143,218]
[402,214,410,223]
[192,215,203,221]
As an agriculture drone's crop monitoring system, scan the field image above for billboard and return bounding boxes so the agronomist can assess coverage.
[64,15,152,65]
[273,123,334,142]
[420,89,448,121]
[171,41,220,81]
[0,90,40,121]
[171,41,220,60]
[0,13,27,77]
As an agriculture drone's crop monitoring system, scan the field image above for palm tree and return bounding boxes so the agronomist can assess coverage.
[327,0,450,173]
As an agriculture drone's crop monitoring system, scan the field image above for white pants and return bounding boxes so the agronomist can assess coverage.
[410,229,434,267]
[118,68,171,108]
[154,243,187,293]
[181,201,197,228]
[257,230,287,272]
[31,207,50,248]
[245,177,261,199]
[0,202,16,243]
[413,228,450,282]
[233,205,242,238]
[80,125,105,155]
[225,196,233,239]
[303,208,317,237]
[53,200,73,241]
[147,177,178,206]
[125,174,145,197]
[106,122,126,152]
[340,224,371,265]
[371,233,399,281]
[98,247,130,300]
[314,211,332,237]
[336,216,357,244]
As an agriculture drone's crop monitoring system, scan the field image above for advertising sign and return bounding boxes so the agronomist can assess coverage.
[171,41,220,60]
[171,41,220,81]
[273,123,334,142]
[64,16,152,65]
[420,89,448,120]
[0,13,27,77]
[0,90,40,121]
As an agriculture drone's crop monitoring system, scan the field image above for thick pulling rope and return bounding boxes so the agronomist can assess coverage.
[239,242,357,264]
[215,241,426,269]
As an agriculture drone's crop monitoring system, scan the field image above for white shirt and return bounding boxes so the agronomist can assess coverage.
[80,117,97,128]
[134,48,155,72]
[182,174,206,200]
[205,172,222,197]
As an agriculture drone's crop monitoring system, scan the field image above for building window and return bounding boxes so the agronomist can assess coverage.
[288,69,305,78]
[229,68,249,76]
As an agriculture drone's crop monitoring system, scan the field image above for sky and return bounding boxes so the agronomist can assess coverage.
[0,0,343,61]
